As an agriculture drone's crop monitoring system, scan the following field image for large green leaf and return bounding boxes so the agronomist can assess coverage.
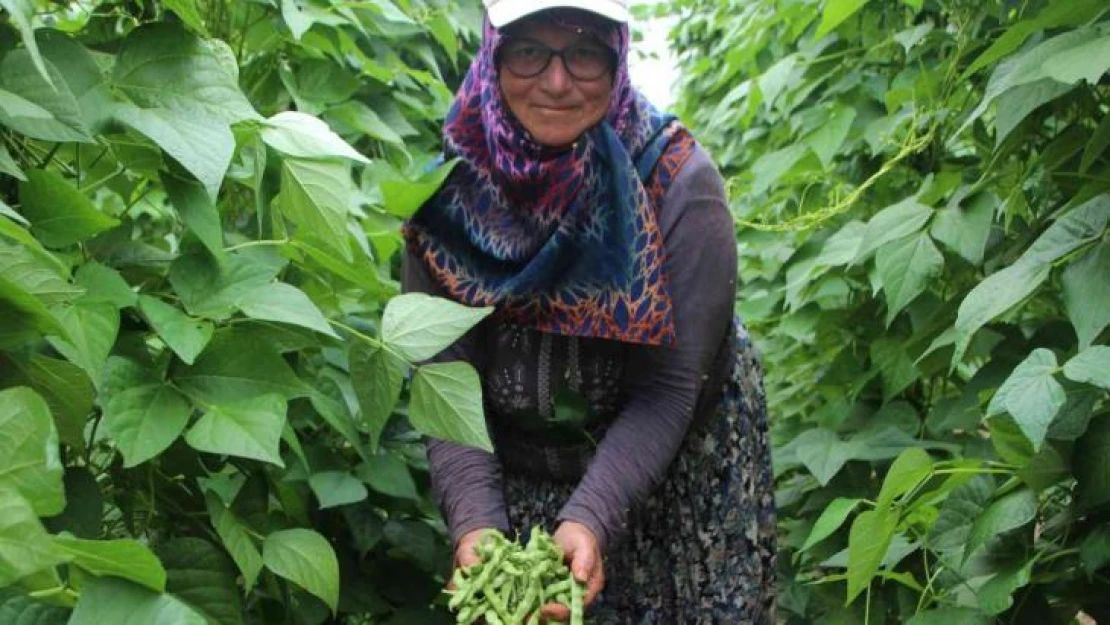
[114,102,234,201]
[262,529,339,613]
[381,292,493,362]
[1062,240,1109,349]
[0,0,50,84]
[358,453,419,500]
[169,251,284,320]
[986,349,1065,450]
[977,559,1034,615]
[111,22,257,124]
[1040,30,1110,84]
[173,330,309,404]
[929,475,994,551]
[1080,525,1110,577]
[801,497,861,552]
[870,338,921,402]
[380,158,459,219]
[75,262,136,309]
[45,302,118,383]
[846,507,897,603]
[0,51,91,142]
[1019,194,1108,266]
[157,537,245,625]
[964,489,1038,561]
[815,0,872,38]
[237,282,340,339]
[43,467,101,539]
[876,448,933,509]
[0,387,64,516]
[326,100,406,145]
[350,342,406,451]
[952,261,1050,364]
[162,0,209,35]
[52,537,166,592]
[163,174,224,258]
[1075,415,1110,512]
[279,159,353,261]
[34,29,113,133]
[204,493,262,590]
[0,235,81,307]
[0,587,70,624]
[103,382,192,468]
[876,232,943,325]
[185,395,287,466]
[1063,345,1110,389]
[17,169,118,248]
[994,79,1075,144]
[68,577,206,625]
[853,198,933,263]
[308,471,368,509]
[410,362,492,452]
[0,488,65,587]
[3,354,92,450]
[138,295,214,365]
[929,192,996,266]
[261,111,370,163]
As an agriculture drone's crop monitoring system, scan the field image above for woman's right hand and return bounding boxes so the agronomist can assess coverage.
[450,528,500,587]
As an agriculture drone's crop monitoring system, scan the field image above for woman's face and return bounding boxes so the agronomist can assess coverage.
[497,20,615,149]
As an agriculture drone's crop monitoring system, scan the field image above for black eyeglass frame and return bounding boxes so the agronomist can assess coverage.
[496,37,618,82]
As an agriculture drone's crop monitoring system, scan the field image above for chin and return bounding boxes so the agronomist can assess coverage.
[529,125,585,149]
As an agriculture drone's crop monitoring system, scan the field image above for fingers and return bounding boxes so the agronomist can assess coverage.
[540,601,570,622]
[584,560,604,606]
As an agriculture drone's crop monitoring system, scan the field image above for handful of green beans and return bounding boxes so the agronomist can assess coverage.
[446,527,586,625]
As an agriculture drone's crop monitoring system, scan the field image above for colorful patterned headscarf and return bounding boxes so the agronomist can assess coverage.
[404,10,692,346]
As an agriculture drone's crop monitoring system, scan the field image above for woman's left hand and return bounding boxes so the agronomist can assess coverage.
[540,521,605,622]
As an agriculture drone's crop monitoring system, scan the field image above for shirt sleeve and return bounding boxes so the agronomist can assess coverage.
[556,147,738,551]
[401,249,511,546]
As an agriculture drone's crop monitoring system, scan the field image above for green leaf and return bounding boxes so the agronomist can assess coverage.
[18,169,118,248]
[280,159,353,261]
[792,428,853,486]
[163,174,224,258]
[870,338,921,402]
[877,448,933,509]
[427,13,458,66]
[1041,31,1110,85]
[111,22,257,124]
[952,261,1050,364]
[846,507,897,604]
[169,250,284,320]
[350,343,405,451]
[0,488,65,587]
[964,489,1037,561]
[308,472,368,509]
[0,387,64,516]
[1019,195,1108,266]
[4,354,92,450]
[1018,442,1070,492]
[1080,525,1110,577]
[801,497,861,552]
[815,0,871,38]
[0,588,70,624]
[114,102,234,201]
[291,236,380,291]
[52,537,166,592]
[262,529,340,613]
[930,475,994,551]
[1062,241,1109,350]
[358,453,418,500]
[68,577,207,625]
[326,101,405,145]
[0,0,51,84]
[162,0,209,35]
[205,493,262,590]
[0,143,25,181]
[157,537,243,625]
[380,158,459,219]
[173,330,308,404]
[262,111,370,164]
[930,192,996,266]
[986,349,1066,450]
[43,467,101,539]
[33,30,113,134]
[0,234,78,306]
[1063,345,1110,389]
[876,232,943,325]
[906,607,991,625]
[103,382,192,467]
[853,198,933,263]
[805,106,856,167]
[185,395,287,466]
[1075,415,1110,512]
[994,79,1075,144]
[978,559,1033,615]
[749,144,808,196]
[139,294,215,365]
[46,302,118,382]
[1081,112,1110,174]
[237,282,339,339]
[989,414,1034,468]
[0,51,91,142]
[410,362,492,452]
[381,292,493,362]
[75,262,136,309]
[307,391,368,461]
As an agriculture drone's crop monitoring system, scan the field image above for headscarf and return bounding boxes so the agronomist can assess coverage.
[403,10,691,346]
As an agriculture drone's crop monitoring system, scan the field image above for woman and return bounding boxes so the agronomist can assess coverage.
[401,1,776,622]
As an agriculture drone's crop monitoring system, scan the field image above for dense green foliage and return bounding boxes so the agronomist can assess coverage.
[0,1,497,623]
[661,0,1110,622]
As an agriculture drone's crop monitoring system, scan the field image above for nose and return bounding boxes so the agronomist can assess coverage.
[537,55,573,96]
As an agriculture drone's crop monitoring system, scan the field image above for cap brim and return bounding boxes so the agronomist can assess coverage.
[487,0,629,28]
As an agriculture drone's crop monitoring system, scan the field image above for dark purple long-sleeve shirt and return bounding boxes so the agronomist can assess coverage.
[401,145,736,552]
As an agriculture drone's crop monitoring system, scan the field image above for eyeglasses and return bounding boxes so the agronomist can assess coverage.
[498,38,616,81]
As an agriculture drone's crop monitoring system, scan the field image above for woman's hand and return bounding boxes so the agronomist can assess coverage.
[450,528,499,589]
[540,521,604,622]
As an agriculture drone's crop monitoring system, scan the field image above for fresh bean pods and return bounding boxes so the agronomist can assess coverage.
[446,527,588,625]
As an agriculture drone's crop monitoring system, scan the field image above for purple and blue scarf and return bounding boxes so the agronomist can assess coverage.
[403,11,694,346]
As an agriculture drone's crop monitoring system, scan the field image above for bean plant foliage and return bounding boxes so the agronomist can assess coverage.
[0,0,497,623]
[658,0,1110,622]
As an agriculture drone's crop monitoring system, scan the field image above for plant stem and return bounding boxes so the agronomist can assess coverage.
[223,239,290,253]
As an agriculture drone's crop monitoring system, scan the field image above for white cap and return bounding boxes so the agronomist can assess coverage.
[483,0,630,28]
